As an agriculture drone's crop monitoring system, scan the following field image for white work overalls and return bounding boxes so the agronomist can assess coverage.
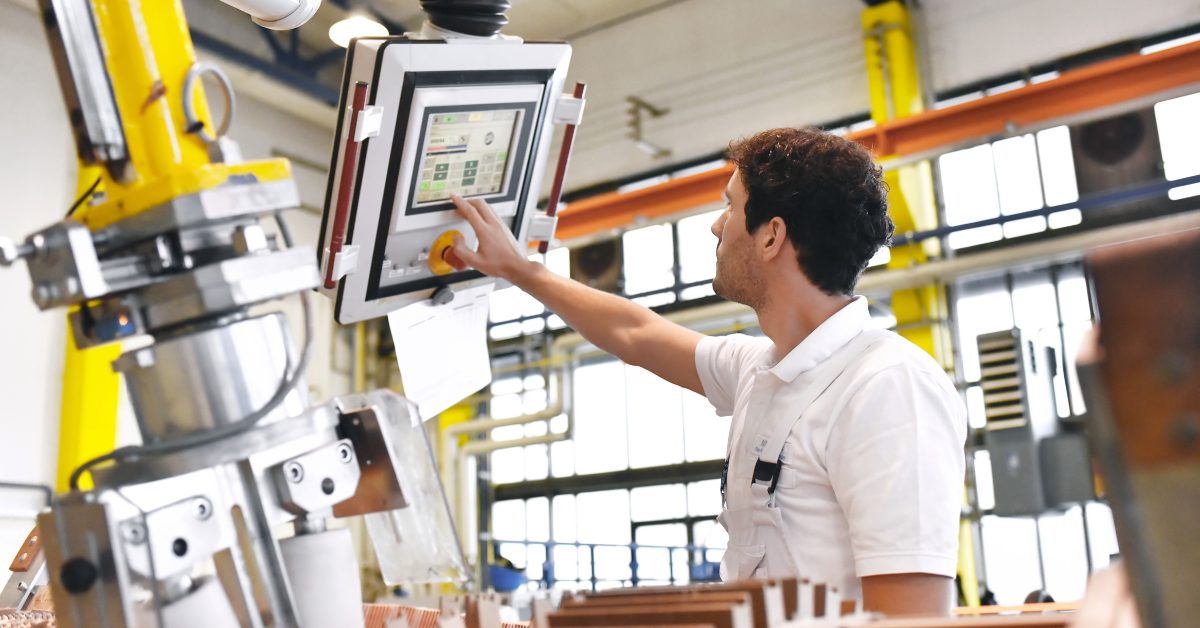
[717,328,888,581]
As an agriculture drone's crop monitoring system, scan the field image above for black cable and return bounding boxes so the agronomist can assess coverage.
[69,215,316,490]
[66,177,102,218]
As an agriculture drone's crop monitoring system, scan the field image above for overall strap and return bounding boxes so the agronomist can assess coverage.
[751,328,890,494]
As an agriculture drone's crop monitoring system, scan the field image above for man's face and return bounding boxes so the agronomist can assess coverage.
[710,170,765,307]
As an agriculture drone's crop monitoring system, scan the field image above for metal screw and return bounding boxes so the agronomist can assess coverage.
[336,442,354,464]
[285,461,304,484]
[18,552,27,563]
[28,535,36,546]
[193,498,212,521]
[16,581,27,592]
[121,522,147,545]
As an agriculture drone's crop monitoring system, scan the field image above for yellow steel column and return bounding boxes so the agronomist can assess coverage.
[861,0,948,363]
[54,167,122,492]
[862,0,978,607]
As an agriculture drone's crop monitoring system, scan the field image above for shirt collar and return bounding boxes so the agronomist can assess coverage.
[762,296,871,383]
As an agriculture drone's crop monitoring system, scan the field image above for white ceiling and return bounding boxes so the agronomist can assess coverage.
[35,0,1198,195]
[300,0,683,50]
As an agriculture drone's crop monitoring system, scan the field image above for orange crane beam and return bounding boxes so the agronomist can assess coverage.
[556,39,1200,241]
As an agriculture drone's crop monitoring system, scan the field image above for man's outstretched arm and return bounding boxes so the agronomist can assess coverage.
[447,195,705,394]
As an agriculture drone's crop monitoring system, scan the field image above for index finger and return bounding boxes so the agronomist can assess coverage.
[450,194,486,230]
[468,197,505,228]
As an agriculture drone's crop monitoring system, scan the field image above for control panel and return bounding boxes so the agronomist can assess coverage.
[317,36,577,324]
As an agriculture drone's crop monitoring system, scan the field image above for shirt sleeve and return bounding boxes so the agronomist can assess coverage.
[824,364,967,578]
[694,334,763,417]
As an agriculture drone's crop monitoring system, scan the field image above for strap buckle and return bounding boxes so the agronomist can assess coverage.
[752,459,782,495]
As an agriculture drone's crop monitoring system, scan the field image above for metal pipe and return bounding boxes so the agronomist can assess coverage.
[858,209,1200,295]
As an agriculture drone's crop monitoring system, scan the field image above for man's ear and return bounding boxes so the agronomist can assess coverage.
[760,217,788,261]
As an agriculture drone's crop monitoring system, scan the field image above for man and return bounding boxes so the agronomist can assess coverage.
[447,127,967,617]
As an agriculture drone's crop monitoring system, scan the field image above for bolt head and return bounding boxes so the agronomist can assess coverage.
[285,461,304,484]
[337,442,354,464]
[121,522,147,545]
[193,498,212,520]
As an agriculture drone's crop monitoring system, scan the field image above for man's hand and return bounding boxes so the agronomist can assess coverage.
[446,195,537,283]
[441,195,704,394]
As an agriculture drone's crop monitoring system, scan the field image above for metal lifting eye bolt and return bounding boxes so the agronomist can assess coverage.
[182,62,236,145]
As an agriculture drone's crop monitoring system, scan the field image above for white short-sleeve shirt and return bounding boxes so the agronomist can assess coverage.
[694,297,967,597]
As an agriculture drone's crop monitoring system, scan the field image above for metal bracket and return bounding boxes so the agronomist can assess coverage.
[327,244,360,282]
[553,95,585,126]
[527,214,558,243]
[354,106,384,142]
[272,439,362,515]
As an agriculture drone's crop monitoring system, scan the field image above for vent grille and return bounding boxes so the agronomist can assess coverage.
[977,332,1027,430]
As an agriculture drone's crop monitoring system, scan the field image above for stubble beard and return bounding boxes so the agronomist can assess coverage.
[712,251,764,310]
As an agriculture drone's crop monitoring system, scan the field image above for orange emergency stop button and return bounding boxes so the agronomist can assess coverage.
[428,229,465,275]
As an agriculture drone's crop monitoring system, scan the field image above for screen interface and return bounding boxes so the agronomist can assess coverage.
[414,108,520,205]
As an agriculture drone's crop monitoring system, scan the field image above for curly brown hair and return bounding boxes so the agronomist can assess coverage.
[727,127,893,295]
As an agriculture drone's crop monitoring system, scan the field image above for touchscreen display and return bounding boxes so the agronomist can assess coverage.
[414,109,520,205]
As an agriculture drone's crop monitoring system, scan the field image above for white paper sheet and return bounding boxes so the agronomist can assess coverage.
[387,282,494,421]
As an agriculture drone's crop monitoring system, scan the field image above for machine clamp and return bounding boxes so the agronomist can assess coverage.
[354,106,384,142]
[527,214,559,244]
[326,244,360,282]
[553,95,586,126]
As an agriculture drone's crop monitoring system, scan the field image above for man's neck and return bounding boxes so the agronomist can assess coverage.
[757,288,854,362]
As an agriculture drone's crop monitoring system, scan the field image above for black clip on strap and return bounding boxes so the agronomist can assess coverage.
[752,459,782,495]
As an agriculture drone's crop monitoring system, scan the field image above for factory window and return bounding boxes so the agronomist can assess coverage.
[489,249,570,340]
[1155,92,1200,200]
[622,224,677,306]
[488,357,732,482]
[676,210,720,284]
[491,479,731,590]
[939,129,1076,250]
[940,90,1200,252]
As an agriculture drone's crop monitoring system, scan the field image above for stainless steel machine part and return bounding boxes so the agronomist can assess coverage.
[39,0,130,175]
[115,312,306,442]
[38,496,138,627]
[279,528,365,627]
[271,438,362,515]
[149,577,241,628]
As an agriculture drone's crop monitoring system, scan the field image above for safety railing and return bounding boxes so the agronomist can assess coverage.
[488,539,726,591]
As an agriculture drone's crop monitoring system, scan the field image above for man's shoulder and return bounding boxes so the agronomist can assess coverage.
[701,332,773,362]
[849,329,954,388]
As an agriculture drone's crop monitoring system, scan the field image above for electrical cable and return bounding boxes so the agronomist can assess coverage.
[68,215,315,490]
[65,178,102,218]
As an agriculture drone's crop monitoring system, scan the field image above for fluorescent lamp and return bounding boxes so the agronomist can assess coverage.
[329,15,388,48]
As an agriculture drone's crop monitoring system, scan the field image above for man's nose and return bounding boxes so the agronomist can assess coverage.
[711,211,725,237]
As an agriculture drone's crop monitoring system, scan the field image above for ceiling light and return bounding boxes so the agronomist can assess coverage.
[329,15,388,48]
